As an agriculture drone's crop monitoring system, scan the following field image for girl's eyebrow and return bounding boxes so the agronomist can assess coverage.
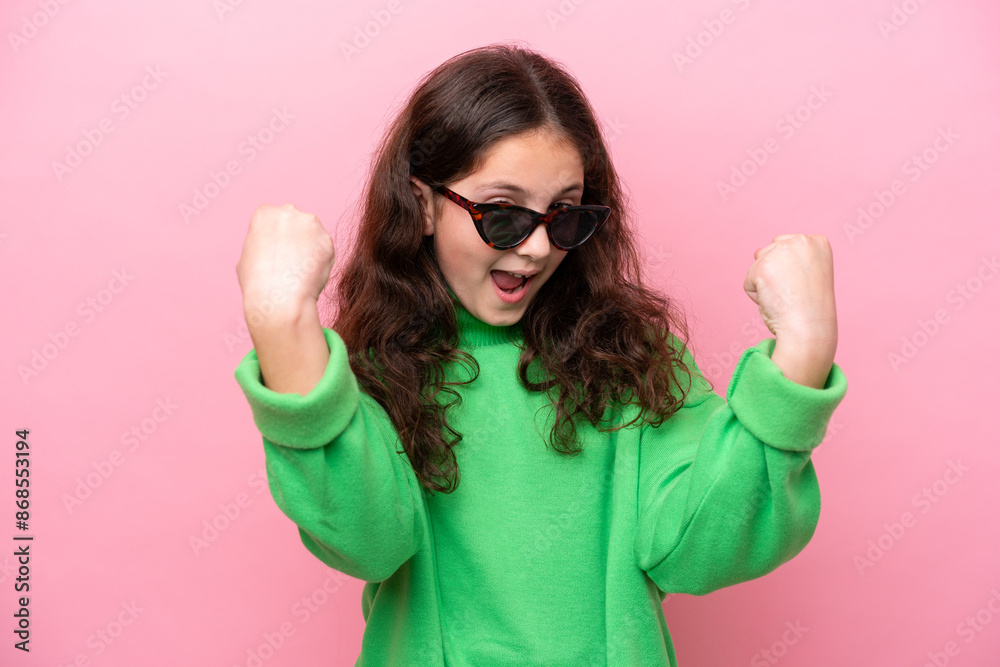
[475,181,584,198]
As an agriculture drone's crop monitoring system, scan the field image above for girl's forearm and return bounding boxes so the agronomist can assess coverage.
[245,299,330,396]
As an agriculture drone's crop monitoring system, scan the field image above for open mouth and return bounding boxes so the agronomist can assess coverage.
[490,270,534,303]
[491,270,528,294]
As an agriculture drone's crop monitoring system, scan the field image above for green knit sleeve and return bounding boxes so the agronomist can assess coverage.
[233,327,423,583]
[633,336,847,596]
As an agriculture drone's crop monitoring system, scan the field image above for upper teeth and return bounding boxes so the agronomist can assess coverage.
[507,272,528,278]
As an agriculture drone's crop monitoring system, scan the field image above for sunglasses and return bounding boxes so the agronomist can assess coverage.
[432,185,611,251]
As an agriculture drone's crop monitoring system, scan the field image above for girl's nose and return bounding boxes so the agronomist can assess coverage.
[515,222,553,259]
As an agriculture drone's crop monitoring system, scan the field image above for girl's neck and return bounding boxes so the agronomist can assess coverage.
[446,286,523,347]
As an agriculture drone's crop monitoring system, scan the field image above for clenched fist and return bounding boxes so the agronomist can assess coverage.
[743,234,838,388]
[236,203,336,326]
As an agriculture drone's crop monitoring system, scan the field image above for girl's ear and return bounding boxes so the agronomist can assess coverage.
[410,176,435,236]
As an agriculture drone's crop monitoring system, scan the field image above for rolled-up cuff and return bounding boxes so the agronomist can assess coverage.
[233,327,360,449]
[726,338,847,452]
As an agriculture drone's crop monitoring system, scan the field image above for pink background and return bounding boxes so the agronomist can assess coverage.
[3,0,999,665]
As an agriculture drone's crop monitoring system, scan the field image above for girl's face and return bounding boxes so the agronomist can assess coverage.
[411,128,585,327]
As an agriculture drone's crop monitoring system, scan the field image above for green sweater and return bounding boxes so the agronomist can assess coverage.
[234,298,847,666]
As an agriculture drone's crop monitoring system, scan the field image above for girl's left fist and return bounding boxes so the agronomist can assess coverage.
[743,233,838,347]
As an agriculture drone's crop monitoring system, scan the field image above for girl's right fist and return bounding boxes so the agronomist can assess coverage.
[236,203,336,320]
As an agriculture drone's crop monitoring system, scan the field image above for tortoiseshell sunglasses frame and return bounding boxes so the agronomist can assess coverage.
[432,185,611,251]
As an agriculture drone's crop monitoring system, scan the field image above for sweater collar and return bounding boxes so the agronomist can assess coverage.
[447,287,523,347]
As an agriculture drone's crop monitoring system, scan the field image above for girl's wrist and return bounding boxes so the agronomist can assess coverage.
[770,336,836,389]
[243,292,320,334]
[246,301,329,395]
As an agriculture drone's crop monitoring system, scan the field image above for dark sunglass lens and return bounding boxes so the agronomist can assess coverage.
[550,210,599,248]
[482,209,532,247]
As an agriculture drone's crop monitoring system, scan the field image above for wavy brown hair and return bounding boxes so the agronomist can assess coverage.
[323,42,707,496]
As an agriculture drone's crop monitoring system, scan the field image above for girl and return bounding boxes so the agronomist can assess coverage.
[234,42,846,666]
